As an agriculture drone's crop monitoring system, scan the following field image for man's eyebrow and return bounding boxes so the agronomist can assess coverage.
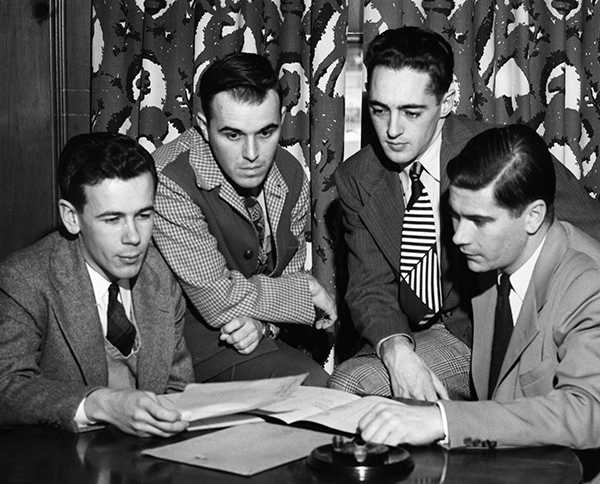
[465,214,495,221]
[368,99,427,110]
[95,205,154,218]
[219,122,280,134]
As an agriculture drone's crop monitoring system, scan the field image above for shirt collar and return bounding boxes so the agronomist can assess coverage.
[500,235,547,302]
[413,127,442,183]
[85,263,130,304]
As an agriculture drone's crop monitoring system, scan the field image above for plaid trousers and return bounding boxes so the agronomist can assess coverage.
[328,323,471,400]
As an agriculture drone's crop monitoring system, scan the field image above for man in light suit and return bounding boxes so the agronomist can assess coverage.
[0,132,193,437]
[358,124,600,449]
[329,26,600,401]
[152,53,336,385]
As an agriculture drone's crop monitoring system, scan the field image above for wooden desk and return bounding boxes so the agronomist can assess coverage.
[0,426,582,484]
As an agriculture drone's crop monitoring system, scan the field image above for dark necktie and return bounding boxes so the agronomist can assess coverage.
[400,162,441,321]
[488,273,514,398]
[407,161,424,210]
[106,283,136,356]
[245,196,269,271]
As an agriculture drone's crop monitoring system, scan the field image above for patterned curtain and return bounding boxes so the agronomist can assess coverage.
[91,0,347,366]
[364,0,600,197]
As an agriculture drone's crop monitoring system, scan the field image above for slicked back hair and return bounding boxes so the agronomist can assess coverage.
[447,124,555,221]
[199,52,283,122]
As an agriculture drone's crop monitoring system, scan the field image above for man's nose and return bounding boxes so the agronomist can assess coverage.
[452,220,469,246]
[122,220,141,245]
[386,112,404,139]
[243,136,259,162]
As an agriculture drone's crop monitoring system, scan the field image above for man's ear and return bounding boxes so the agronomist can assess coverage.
[525,199,547,235]
[439,88,456,118]
[196,111,209,142]
[58,199,81,236]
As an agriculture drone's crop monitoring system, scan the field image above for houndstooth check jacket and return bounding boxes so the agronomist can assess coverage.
[152,127,316,376]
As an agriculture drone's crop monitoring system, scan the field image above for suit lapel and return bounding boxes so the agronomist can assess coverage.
[49,236,108,386]
[497,223,565,385]
[131,252,172,392]
[471,271,497,398]
[477,223,567,398]
[359,161,405,272]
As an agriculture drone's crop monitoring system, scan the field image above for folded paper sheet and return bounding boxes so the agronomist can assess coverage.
[157,373,307,422]
[142,422,334,476]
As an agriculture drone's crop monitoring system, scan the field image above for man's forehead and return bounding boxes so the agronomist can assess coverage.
[208,90,283,132]
[368,66,437,102]
[450,184,506,215]
[81,174,155,213]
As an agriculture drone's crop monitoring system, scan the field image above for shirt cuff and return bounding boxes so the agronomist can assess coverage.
[74,397,97,430]
[435,401,450,447]
[375,333,415,357]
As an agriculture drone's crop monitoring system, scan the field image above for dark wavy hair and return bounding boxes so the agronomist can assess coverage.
[365,26,454,103]
[447,124,555,221]
[57,132,157,212]
[199,52,283,121]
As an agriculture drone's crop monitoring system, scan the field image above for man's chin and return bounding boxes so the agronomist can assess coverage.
[381,148,413,166]
[466,259,489,273]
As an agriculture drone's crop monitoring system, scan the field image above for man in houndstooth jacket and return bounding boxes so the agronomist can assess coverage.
[152,53,337,385]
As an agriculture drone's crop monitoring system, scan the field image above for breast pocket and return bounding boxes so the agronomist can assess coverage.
[519,359,556,397]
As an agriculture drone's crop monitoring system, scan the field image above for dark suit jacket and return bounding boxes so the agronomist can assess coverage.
[442,221,600,449]
[336,114,600,349]
[0,232,193,432]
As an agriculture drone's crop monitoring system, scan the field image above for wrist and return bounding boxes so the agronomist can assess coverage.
[380,334,413,355]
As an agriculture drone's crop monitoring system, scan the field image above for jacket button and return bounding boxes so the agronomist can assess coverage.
[243,249,254,260]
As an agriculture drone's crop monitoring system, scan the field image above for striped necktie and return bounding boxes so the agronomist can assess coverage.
[400,162,441,322]
[107,283,136,356]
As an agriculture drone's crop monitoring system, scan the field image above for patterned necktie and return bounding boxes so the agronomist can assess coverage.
[400,162,441,322]
[488,273,514,398]
[106,283,136,356]
[244,196,268,270]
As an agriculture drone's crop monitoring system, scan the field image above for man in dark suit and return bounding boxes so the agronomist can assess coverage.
[0,133,193,437]
[329,27,600,401]
[357,125,600,449]
[152,53,337,385]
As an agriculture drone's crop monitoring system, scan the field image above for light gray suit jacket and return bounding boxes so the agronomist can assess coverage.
[443,221,600,449]
[0,232,193,432]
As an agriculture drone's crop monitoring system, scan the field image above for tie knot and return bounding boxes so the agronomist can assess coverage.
[498,273,511,297]
[244,196,259,208]
[109,283,120,301]
[409,162,423,181]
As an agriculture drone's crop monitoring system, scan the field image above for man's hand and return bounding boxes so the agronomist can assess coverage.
[84,388,188,438]
[304,274,337,329]
[380,336,449,401]
[220,316,263,354]
[358,401,444,446]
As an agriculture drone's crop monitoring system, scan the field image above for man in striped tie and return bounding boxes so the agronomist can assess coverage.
[330,26,600,401]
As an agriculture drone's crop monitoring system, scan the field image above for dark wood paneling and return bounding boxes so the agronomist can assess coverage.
[0,0,90,261]
[0,1,56,259]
